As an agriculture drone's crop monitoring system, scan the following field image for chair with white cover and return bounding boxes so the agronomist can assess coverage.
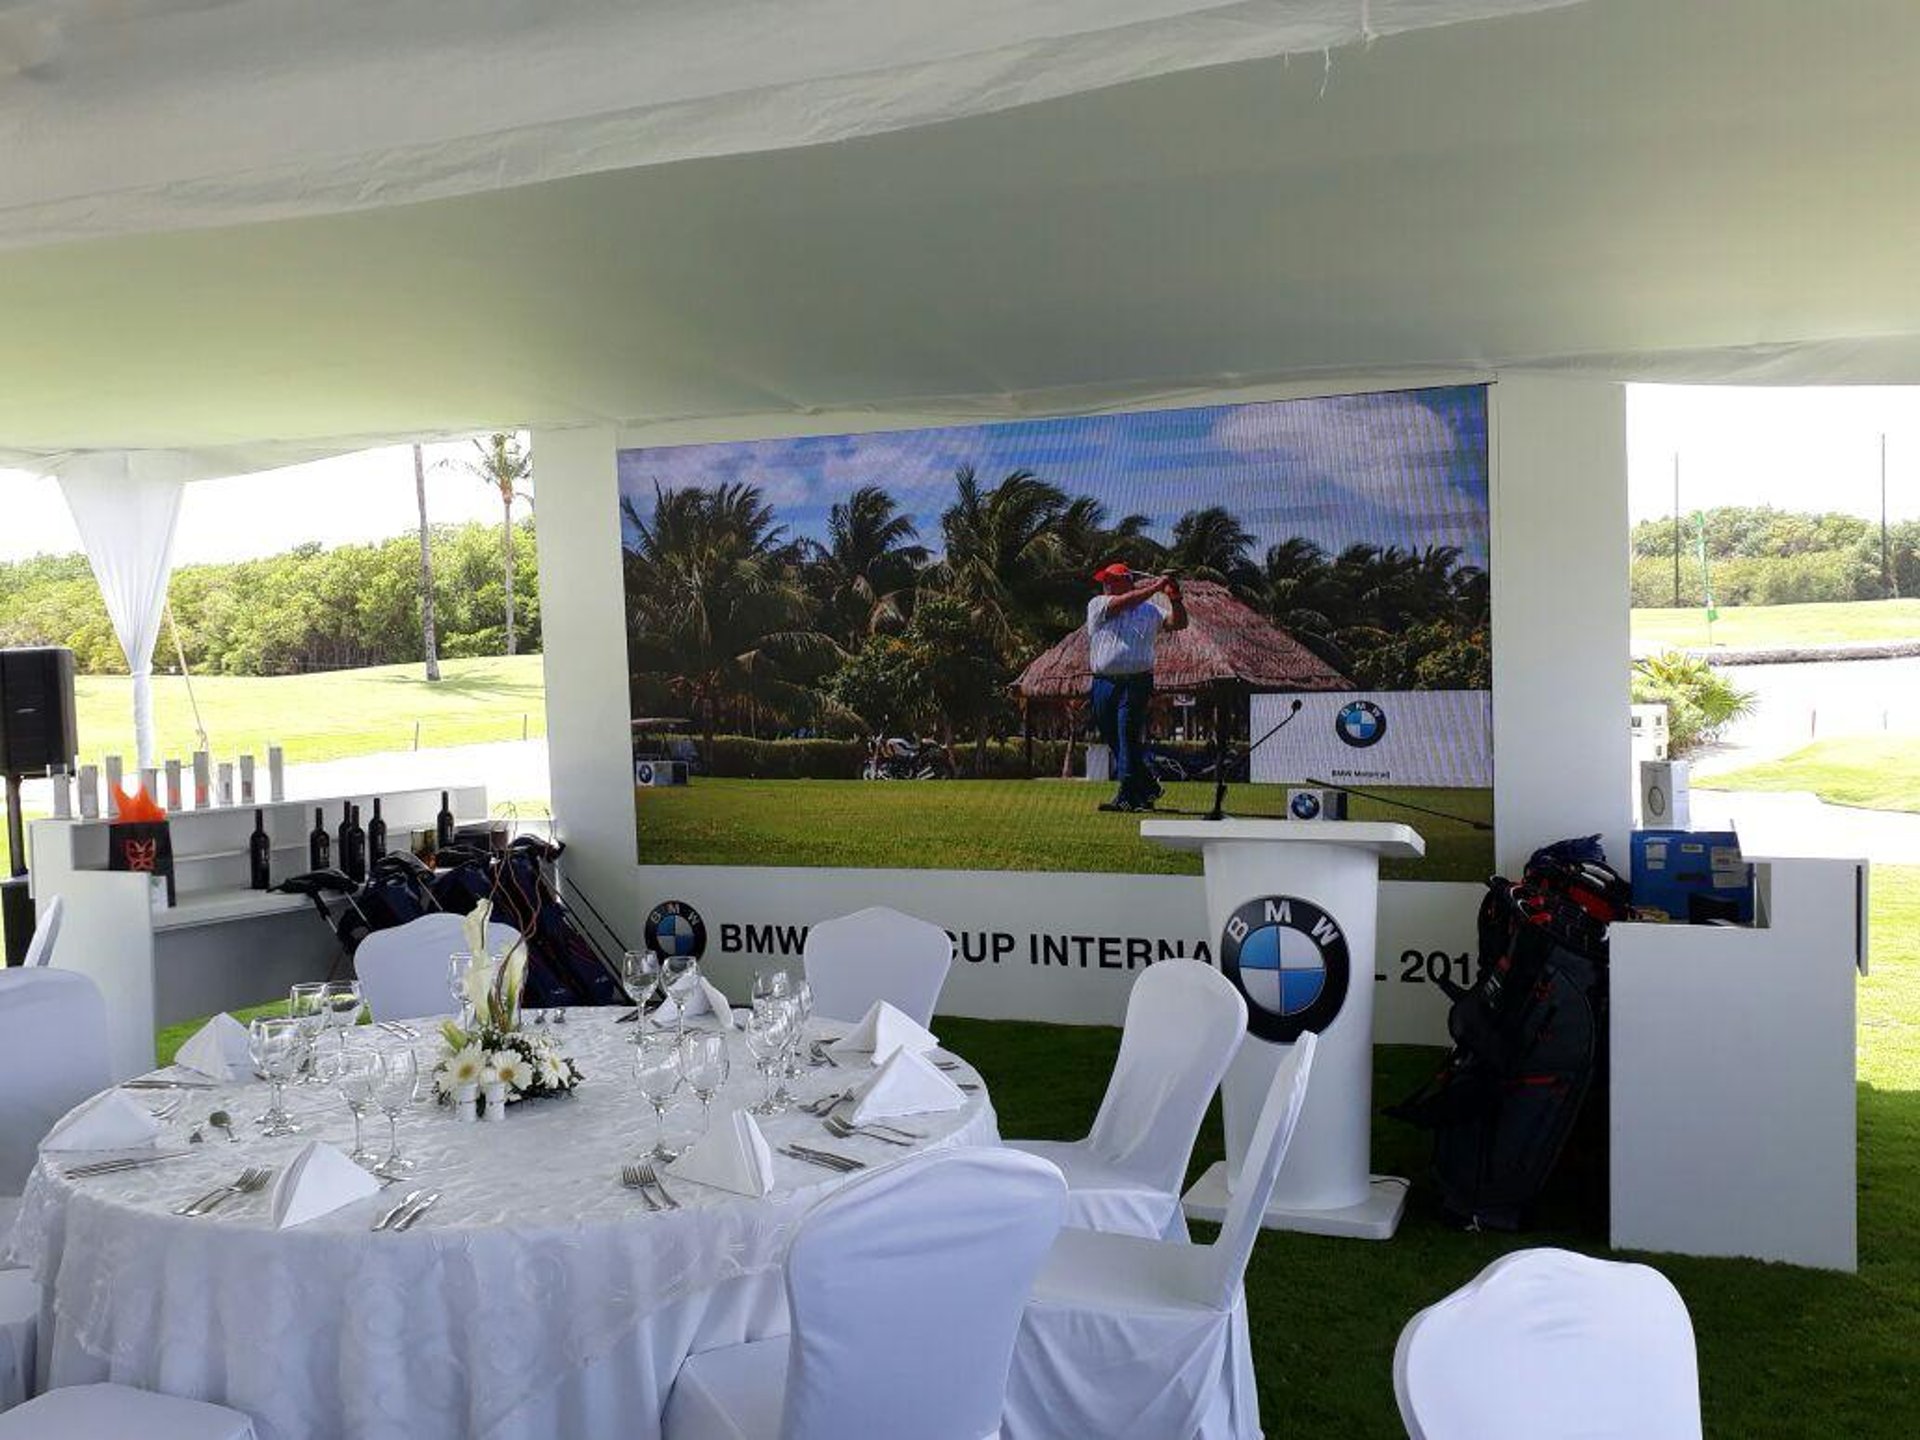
[0,968,111,1409]
[21,896,62,968]
[352,911,523,1023]
[663,1147,1067,1440]
[0,1383,257,1438]
[801,905,952,1028]
[1393,1248,1703,1440]
[1007,958,1245,1239]
[1001,1032,1318,1440]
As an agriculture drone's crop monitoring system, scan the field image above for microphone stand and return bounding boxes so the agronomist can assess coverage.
[1204,698,1304,821]
[1304,777,1495,832]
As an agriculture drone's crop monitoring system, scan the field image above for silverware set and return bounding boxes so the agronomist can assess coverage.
[172,1166,274,1216]
[373,1189,440,1231]
[822,1115,921,1146]
[810,1041,840,1068]
[621,1163,679,1210]
[121,1077,215,1091]
[778,1144,866,1173]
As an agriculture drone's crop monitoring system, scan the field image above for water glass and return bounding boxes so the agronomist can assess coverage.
[333,1043,382,1165]
[662,954,699,1033]
[448,953,479,1029]
[744,1003,792,1116]
[248,1017,303,1136]
[634,1033,685,1161]
[680,1031,730,1134]
[621,949,661,1035]
[320,980,363,1054]
[373,1049,420,1177]
[750,968,790,1009]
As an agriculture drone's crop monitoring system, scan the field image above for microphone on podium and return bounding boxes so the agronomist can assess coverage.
[1204,697,1304,822]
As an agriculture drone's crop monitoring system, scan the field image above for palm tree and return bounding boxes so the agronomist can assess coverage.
[813,485,928,645]
[463,433,533,655]
[622,482,840,748]
[412,443,441,682]
[1168,505,1258,588]
[935,466,1074,650]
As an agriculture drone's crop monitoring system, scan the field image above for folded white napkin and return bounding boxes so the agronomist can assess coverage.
[270,1140,382,1228]
[174,1012,254,1080]
[662,975,735,1028]
[42,1090,163,1152]
[849,1046,967,1125]
[666,1108,775,1197]
[829,1000,938,1064]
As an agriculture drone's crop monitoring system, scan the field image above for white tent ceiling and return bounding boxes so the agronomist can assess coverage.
[1,0,1918,470]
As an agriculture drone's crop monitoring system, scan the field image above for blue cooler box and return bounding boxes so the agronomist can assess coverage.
[1630,829,1756,924]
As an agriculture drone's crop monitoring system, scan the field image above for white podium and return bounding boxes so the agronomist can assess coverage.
[1141,819,1424,1240]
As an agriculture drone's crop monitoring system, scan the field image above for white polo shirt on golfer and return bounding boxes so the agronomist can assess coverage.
[1087,594,1167,678]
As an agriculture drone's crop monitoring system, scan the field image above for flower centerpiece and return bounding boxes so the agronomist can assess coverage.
[433,901,582,1108]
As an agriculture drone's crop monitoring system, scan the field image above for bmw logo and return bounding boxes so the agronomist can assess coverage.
[1219,895,1350,1044]
[645,900,707,959]
[637,761,656,786]
[1335,700,1387,748]
[1289,791,1322,820]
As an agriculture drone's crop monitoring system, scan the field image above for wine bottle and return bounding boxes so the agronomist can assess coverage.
[249,809,273,890]
[366,797,387,863]
[309,808,331,871]
[436,790,455,850]
[346,804,368,883]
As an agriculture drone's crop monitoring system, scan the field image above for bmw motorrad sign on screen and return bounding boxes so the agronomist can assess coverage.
[1248,691,1493,789]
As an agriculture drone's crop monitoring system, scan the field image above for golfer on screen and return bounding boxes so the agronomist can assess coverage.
[1088,561,1188,812]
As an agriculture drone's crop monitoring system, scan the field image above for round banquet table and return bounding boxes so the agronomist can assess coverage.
[4,1011,998,1440]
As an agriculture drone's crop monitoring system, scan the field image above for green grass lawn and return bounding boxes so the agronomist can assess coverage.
[637,778,1495,883]
[1704,735,1920,813]
[74,654,547,766]
[1632,597,1920,652]
[165,867,1920,1436]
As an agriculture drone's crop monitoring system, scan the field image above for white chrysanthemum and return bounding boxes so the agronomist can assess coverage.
[538,1060,568,1089]
[492,1050,537,1092]
[445,1045,487,1088]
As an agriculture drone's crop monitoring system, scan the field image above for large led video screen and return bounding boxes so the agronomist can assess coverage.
[619,384,1492,882]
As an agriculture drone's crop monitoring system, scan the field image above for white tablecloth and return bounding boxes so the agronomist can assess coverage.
[5,1013,997,1440]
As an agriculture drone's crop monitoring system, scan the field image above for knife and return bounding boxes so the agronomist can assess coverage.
[393,1192,441,1231]
[786,1144,866,1172]
[62,1149,195,1178]
[373,1188,426,1231]
[122,1078,216,1090]
[780,1146,853,1171]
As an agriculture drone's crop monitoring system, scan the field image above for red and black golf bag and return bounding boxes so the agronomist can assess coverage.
[1390,837,1633,1231]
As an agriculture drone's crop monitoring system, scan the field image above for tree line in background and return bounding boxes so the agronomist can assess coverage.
[1631,504,1920,608]
[622,469,1490,754]
[0,518,539,675]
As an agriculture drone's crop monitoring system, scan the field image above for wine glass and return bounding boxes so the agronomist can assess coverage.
[333,1043,381,1166]
[633,1033,684,1161]
[680,1031,730,1135]
[621,949,661,1034]
[750,968,790,1009]
[448,953,480,1029]
[288,982,328,1083]
[320,980,363,1055]
[248,1017,303,1136]
[661,953,699,1034]
[372,1049,420,1177]
[744,1002,792,1116]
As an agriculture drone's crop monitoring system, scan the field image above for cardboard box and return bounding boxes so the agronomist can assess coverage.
[1640,759,1691,828]
[1630,829,1755,924]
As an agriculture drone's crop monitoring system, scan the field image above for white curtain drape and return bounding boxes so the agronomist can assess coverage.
[57,456,188,772]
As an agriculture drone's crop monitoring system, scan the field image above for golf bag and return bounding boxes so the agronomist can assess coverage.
[1389,837,1632,1231]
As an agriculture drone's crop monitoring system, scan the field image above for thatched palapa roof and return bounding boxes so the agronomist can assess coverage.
[1013,581,1352,700]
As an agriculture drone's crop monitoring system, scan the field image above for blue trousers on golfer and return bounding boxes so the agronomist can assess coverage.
[1090,672,1156,807]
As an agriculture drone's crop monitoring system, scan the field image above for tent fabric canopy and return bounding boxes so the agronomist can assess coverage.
[1014,581,1352,701]
[0,0,1583,252]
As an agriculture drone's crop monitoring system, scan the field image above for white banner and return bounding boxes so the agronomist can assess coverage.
[631,864,1481,1046]
[1250,690,1493,788]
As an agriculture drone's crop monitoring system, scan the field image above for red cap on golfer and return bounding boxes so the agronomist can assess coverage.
[1092,561,1131,585]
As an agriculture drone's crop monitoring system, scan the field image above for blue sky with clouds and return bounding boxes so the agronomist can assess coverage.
[618,384,1489,570]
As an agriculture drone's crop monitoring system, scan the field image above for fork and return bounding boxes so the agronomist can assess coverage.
[635,1162,680,1210]
[621,1164,661,1211]
[176,1166,272,1217]
[823,1115,917,1147]
[802,1089,853,1115]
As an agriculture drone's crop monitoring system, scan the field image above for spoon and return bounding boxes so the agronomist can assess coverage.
[209,1110,238,1144]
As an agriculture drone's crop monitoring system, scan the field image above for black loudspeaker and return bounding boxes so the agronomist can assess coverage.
[0,647,79,776]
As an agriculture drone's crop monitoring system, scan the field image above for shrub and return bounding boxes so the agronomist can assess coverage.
[1631,651,1757,757]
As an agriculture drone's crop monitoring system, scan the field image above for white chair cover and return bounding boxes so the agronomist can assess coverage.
[352,912,523,1023]
[0,1382,257,1438]
[665,1147,1067,1440]
[1009,960,1244,1238]
[22,897,63,968]
[801,906,952,1028]
[0,969,111,1196]
[1002,1034,1317,1440]
[0,1270,36,1410]
[1394,1248,1704,1440]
